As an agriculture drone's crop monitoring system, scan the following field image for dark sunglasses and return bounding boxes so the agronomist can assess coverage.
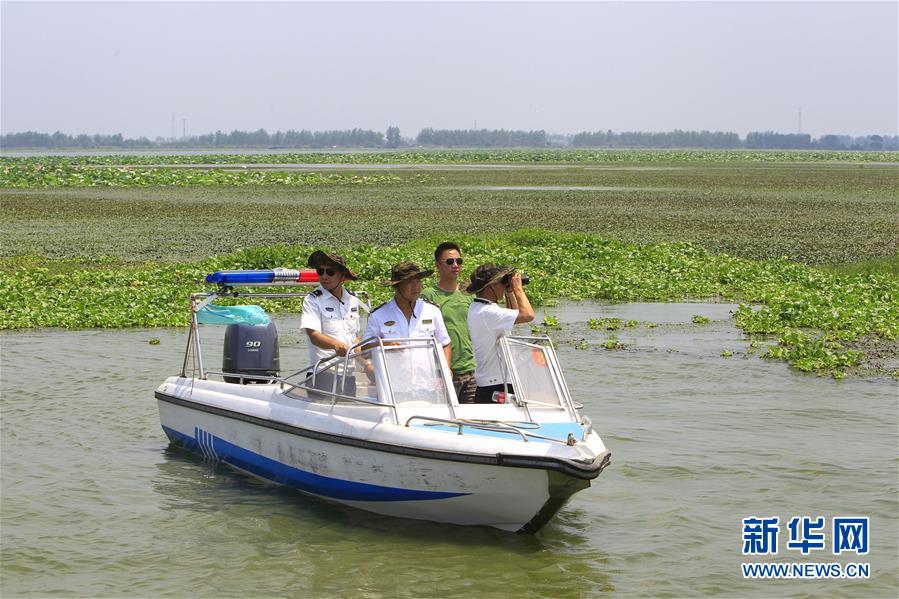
[443,258,463,266]
[316,267,337,276]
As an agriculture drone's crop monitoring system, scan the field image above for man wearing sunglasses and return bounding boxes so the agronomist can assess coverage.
[300,250,372,394]
[420,242,476,403]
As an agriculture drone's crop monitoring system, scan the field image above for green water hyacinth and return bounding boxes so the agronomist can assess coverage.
[0,163,401,188]
[588,318,621,331]
[765,329,863,374]
[2,149,898,168]
[1,230,896,376]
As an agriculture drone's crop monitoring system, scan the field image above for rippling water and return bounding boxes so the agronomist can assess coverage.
[2,302,896,597]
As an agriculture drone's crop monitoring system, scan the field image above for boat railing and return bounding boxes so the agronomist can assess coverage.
[404,415,531,442]
[404,415,587,445]
[581,415,593,438]
[202,370,283,385]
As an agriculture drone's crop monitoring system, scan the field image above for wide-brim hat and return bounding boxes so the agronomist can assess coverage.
[464,263,515,294]
[307,250,358,280]
[383,261,434,286]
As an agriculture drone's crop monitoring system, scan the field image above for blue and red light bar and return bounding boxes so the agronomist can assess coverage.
[205,268,319,286]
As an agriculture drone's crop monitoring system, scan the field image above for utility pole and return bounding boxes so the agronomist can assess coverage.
[171,113,176,141]
[797,107,802,135]
[182,118,187,139]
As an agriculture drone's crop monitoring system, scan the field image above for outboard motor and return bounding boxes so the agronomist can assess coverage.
[223,321,280,384]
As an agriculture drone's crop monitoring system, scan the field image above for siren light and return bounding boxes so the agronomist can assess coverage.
[205,268,319,286]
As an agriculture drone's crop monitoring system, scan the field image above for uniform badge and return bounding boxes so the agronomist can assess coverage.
[325,306,335,312]
[422,319,433,324]
[384,321,396,326]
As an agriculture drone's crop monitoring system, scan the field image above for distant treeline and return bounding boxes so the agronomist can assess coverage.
[571,129,741,149]
[416,128,548,147]
[571,130,894,151]
[0,129,385,150]
[0,132,153,149]
[1,128,896,151]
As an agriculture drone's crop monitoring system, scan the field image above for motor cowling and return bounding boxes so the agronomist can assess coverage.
[223,322,280,384]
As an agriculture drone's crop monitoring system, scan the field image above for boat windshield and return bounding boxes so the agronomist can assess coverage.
[287,337,453,407]
[375,339,452,406]
[500,337,571,411]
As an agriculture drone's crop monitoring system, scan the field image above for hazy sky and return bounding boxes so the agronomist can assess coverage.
[2,1,896,138]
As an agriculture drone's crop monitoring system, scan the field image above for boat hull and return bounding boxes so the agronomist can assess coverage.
[157,392,608,532]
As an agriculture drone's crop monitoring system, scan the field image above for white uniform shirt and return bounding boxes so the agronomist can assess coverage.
[364,298,451,347]
[300,285,361,365]
[364,297,452,403]
[468,298,518,386]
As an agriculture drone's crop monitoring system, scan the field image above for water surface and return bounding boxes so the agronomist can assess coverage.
[2,302,896,597]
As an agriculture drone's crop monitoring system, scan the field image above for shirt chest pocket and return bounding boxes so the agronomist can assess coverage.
[380,324,400,338]
[416,323,436,337]
[322,313,346,336]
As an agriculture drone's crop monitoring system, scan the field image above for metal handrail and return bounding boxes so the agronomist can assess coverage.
[514,397,570,409]
[404,416,583,446]
[199,368,389,409]
[203,370,286,385]
[580,415,594,440]
[404,416,530,442]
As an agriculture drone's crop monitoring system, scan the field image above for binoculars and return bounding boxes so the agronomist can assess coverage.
[502,272,530,286]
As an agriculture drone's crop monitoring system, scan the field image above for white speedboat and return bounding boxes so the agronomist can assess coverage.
[155,269,611,533]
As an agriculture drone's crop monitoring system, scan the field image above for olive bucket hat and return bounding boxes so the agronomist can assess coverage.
[383,261,434,286]
[464,263,516,294]
[307,250,358,280]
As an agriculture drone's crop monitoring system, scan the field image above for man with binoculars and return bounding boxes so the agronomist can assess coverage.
[465,264,535,404]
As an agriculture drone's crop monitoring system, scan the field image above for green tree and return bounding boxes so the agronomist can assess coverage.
[385,126,401,148]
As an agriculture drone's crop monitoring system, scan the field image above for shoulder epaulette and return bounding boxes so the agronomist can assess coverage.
[370,301,389,313]
[310,289,323,297]
[346,289,357,297]
[422,298,440,308]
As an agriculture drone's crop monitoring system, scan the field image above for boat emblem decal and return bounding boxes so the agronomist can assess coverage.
[532,349,548,367]
[194,426,220,461]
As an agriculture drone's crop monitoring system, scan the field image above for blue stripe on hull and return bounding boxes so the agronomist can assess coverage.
[162,425,469,502]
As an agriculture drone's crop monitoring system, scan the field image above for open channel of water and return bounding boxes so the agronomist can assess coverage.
[1,302,896,597]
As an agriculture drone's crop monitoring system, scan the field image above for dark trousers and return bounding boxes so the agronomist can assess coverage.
[474,384,515,404]
[307,371,357,398]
